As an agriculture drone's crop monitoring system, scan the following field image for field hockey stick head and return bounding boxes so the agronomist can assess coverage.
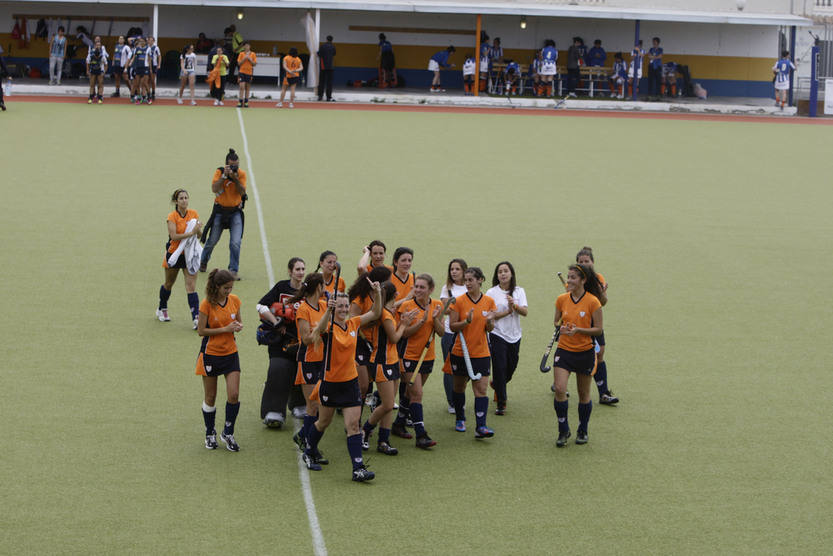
[557,271,566,286]
[539,354,551,373]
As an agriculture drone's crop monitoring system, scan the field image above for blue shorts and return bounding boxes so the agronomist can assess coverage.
[319,378,361,408]
[196,351,240,377]
[295,361,322,385]
[238,73,252,83]
[111,64,122,74]
[134,67,149,76]
[355,338,372,367]
[449,354,491,378]
[553,348,595,375]
[402,358,434,375]
[373,363,400,383]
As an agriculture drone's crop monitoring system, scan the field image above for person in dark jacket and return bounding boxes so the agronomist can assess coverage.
[566,36,585,96]
[0,49,9,111]
[317,35,336,101]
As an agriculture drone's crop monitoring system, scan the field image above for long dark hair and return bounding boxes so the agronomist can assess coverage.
[445,258,468,288]
[381,281,397,306]
[288,273,324,305]
[569,263,603,299]
[206,269,235,305]
[315,250,336,272]
[348,266,392,301]
[575,246,594,263]
[392,247,413,274]
[491,261,516,296]
[287,257,304,272]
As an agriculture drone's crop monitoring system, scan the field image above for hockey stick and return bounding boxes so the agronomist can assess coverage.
[458,332,482,381]
[539,272,569,372]
[322,262,341,374]
[553,94,569,109]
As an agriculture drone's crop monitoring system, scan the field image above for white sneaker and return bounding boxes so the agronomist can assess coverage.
[275,102,283,108]
[176,97,183,104]
[156,308,170,322]
[264,412,285,428]
[213,99,219,106]
[288,102,294,108]
[447,404,456,414]
[192,317,199,330]
[190,100,197,106]
[292,406,307,419]
[218,100,224,106]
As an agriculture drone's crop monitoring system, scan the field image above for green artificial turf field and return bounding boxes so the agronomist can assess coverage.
[3,102,831,555]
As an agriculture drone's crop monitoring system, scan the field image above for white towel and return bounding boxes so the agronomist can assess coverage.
[168,219,203,274]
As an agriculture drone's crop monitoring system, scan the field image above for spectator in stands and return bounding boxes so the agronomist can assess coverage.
[317,35,336,102]
[378,33,396,87]
[49,26,67,85]
[230,25,243,84]
[428,46,456,93]
[196,33,213,54]
[648,37,663,100]
[209,46,229,106]
[0,47,9,111]
[566,37,584,97]
[462,52,476,95]
[489,37,503,65]
[609,52,627,99]
[86,36,108,104]
[277,47,303,108]
[587,39,606,67]
[236,41,256,108]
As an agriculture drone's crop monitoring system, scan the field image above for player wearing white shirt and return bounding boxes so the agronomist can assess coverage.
[462,54,476,95]
[440,258,468,414]
[772,50,795,110]
[486,262,527,415]
[86,37,108,104]
[178,44,198,105]
[540,40,558,97]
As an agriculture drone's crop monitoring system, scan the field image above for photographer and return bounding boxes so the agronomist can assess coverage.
[199,148,247,279]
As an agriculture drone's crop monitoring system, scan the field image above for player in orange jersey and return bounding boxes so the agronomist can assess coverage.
[302,282,382,482]
[196,269,243,451]
[158,189,202,327]
[552,263,604,447]
[360,282,418,455]
[575,247,618,405]
[448,267,497,439]
[277,47,303,108]
[316,250,345,297]
[395,274,444,448]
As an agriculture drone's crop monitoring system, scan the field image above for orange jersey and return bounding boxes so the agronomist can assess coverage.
[325,316,362,382]
[165,208,199,260]
[199,294,241,356]
[370,309,399,365]
[400,298,443,361]
[352,294,376,337]
[556,292,602,352]
[296,298,328,363]
[237,51,256,75]
[284,55,302,77]
[596,271,606,289]
[322,275,346,297]
[212,168,247,208]
[391,271,415,302]
[451,293,496,358]
[364,263,394,274]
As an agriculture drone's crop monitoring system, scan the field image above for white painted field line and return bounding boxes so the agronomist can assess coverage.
[236,108,328,556]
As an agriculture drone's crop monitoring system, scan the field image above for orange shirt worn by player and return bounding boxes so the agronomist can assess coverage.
[237,51,257,75]
[399,298,443,361]
[195,294,241,375]
[284,55,302,84]
[164,208,199,267]
[322,275,346,297]
[325,316,363,382]
[391,272,415,302]
[555,292,601,352]
[212,168,247,208]
[451,293,497,359]
[296,298,328,363]
[370,309,400,366]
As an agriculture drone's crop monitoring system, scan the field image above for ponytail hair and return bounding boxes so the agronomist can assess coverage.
[348,266,392,301]
[226,148,238,164]
[205,269,235,305]
[575,246,594,263]
[569,263,603,299]
[170,188,188,203]
[288,273,324,304]
[316,250,337,272]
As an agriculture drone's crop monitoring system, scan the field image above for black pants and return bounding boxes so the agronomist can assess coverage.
[567,68,580,93]
[317,69,333,100]
[260,356,305,418]
[211,76,226,100]
[649,66,662,96]
[489,333,520,405]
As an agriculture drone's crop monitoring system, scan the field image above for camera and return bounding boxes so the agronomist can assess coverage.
[228,164,239,172]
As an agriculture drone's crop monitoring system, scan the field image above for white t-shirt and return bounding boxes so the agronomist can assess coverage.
[441,283,468,334]
[485,285,527,343]
[182,52,197,73]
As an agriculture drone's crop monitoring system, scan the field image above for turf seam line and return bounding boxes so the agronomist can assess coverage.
[237,108,327,556]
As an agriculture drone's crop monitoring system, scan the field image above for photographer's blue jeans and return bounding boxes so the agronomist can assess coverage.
[201,210,242,273]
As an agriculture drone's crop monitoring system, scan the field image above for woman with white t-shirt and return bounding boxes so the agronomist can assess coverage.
[486,261,528,415]
[439,258,468,414]
[178,44,197,105]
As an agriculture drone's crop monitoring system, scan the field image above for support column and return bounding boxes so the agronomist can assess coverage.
[788,25,796,106]
[152,4,158,39]
[474,14,481,96]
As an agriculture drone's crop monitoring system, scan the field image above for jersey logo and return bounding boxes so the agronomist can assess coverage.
[358,355,364,361]
[350,331,356,337]
[322,395,328,402]
[231,313,237,319]
[554,357,560,363]
[205,365,213,372]
[386,369,392,376]
[306,373,313,379]
[405,361,411,369]
[482,311,488,316]
[579,311,586,317]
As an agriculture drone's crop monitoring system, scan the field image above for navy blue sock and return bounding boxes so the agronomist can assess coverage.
[398,379,408,402]
[474,396,488,428]
[302,415,316,442]
[363,421,376,436]
[187,292,199,320]
[202,403,216,434]
[595,361,609,395]
[346,433,364,470]
[306,424,324,453]
[578,401,592,435]
[410,402,426,436]
[158,285,172,310]
[378,427,391,445]
[554,399,569,433]
[453,391,466,421]
[223,402,240,435]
